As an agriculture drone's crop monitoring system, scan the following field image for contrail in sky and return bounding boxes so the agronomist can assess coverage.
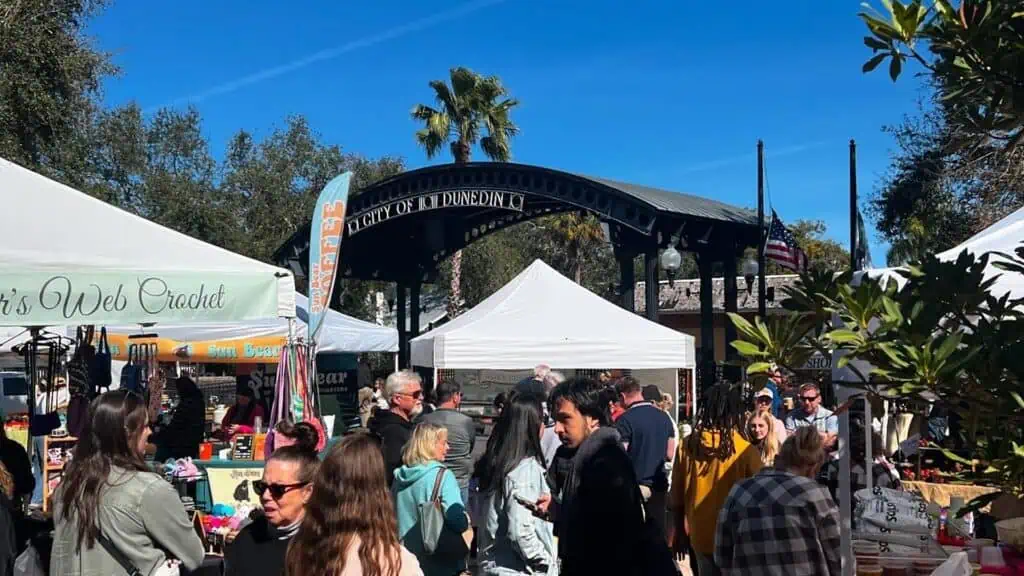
[673,140,830,175]
[146,0,509,112]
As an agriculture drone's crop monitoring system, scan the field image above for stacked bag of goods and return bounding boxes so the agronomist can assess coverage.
[854,487,946,557]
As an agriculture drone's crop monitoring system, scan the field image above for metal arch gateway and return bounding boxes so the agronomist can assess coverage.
[274,161,762,385]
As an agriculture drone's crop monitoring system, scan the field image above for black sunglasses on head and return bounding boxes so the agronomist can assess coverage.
[253,480,308,499]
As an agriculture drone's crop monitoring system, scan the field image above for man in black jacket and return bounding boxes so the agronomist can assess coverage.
[536,378,677,576]
[367,370,422,487]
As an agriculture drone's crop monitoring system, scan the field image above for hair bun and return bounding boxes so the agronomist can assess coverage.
[292,421,321,453]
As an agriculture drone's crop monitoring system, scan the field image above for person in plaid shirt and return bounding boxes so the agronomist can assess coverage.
[714,426,841,576]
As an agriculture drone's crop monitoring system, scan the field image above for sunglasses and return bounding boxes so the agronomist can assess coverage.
[253,480,308,500]
[397,390,423,400]
[799,395,819,402]
[755,397,772,403]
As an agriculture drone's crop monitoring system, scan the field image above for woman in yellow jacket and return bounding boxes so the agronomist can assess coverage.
[670,383,762,576]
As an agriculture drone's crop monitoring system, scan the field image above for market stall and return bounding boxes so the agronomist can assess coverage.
[410,259,696,421]
[0,157,299,517]
[0,157,296,327]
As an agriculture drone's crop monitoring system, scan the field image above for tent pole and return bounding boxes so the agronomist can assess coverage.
[674,369,680,426]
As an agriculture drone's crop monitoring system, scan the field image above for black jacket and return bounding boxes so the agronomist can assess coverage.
[367,409,415,487]
[557,430,676,576]
[151,392,206,460]
[224,515,290,576]
[0,439,32,504]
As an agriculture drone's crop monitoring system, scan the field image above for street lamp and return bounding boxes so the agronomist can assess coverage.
[660,244,682,286]
[742,258,759,294]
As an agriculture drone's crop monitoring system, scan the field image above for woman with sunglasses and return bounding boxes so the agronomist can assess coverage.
[286,433,423,576]
[51,390,205,576]
[224,428,318,576]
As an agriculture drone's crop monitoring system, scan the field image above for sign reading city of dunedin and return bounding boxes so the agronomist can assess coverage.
[346,188,526,236]
[308,173,352,345]
[0,271,281,326]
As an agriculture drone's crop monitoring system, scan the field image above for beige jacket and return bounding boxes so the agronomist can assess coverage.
[339,537,423,576]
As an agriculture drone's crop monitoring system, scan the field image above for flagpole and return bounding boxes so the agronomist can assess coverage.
[757,140,767,318]
[849,139,859,272]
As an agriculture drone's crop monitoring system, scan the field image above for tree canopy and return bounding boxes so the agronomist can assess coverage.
[861,2,1024,261]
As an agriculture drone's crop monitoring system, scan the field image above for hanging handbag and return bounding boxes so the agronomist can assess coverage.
[89,327,112,393]
[67,327,92,397]
[28,340,60,437]
[120,344,143,393]
[419,467,472,560]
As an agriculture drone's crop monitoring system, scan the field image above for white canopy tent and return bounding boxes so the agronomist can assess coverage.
[411,259,695,370]
[851,204,1024,297]
[937,204,1024,300]
[0,158,295,326]
[98,293,398,354]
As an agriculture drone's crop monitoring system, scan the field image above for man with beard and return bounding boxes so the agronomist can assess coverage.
[368,370,423,487]
[534,378,676,576]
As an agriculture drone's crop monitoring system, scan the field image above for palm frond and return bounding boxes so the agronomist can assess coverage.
[410,104,440,122]
[415,126,447,159]
[480,135,510,161]
[449,67,479,101]
[428,80,460,119]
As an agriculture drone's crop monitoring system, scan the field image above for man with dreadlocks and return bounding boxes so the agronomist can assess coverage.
[669,382,762,576]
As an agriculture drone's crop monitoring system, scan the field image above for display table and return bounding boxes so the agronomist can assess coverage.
[193,436,342,509]
[904,480,1000,511]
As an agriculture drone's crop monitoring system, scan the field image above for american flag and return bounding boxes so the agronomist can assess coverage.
[765,211,808,271]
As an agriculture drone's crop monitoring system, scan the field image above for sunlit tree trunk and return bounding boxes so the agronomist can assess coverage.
[446,139,472,319]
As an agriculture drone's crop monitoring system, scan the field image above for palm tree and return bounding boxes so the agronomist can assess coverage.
[411,67,519,318]
[547,212,606,284]
[886,217,932,266]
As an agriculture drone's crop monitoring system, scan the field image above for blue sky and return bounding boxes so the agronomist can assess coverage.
[89,0,927,259]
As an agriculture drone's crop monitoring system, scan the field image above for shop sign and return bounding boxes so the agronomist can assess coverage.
[800,353,832,371]
[0,271,280,325]
[346,189,526,236]
[207,466,264,508]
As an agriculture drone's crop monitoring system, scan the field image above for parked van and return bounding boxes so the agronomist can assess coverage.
[0,372,30,417]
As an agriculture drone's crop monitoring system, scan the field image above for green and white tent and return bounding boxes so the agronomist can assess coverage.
[0,158,295,326]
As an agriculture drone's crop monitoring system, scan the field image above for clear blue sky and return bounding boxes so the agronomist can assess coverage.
[89,0,927,260]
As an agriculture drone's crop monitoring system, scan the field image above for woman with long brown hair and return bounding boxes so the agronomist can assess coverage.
[286,433,422,576]
[51,390,205,576]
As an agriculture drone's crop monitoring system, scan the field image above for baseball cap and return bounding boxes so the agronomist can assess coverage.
[754,387,774,400]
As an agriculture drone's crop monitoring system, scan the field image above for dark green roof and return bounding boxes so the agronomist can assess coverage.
[582,175,758,226]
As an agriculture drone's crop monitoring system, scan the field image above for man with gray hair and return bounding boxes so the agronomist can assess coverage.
[368,369,423,486]
[418,378,476,503]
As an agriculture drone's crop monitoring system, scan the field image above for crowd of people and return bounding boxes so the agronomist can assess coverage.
[38,366,876,576]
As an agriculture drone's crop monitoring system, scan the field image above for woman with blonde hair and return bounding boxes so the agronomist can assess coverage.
[747,412,782,467]
[286,433,422,576]
[392,422,470,576]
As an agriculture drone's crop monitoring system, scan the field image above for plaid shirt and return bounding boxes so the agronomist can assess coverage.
[715,468,841,576]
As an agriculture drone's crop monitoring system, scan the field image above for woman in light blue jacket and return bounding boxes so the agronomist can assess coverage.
[393,422,470,576]
[475,393,557,576]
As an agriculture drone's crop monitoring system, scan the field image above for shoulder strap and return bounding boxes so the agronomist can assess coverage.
[430,467,446,503]
[95,530,144,576]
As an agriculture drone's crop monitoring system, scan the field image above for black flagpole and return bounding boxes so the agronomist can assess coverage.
[757,140,767,318]
[849,139,859,272]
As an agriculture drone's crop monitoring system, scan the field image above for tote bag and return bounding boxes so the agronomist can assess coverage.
[419,468,472,560]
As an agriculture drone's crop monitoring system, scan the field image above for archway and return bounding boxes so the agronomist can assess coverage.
[275,162,762,386]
